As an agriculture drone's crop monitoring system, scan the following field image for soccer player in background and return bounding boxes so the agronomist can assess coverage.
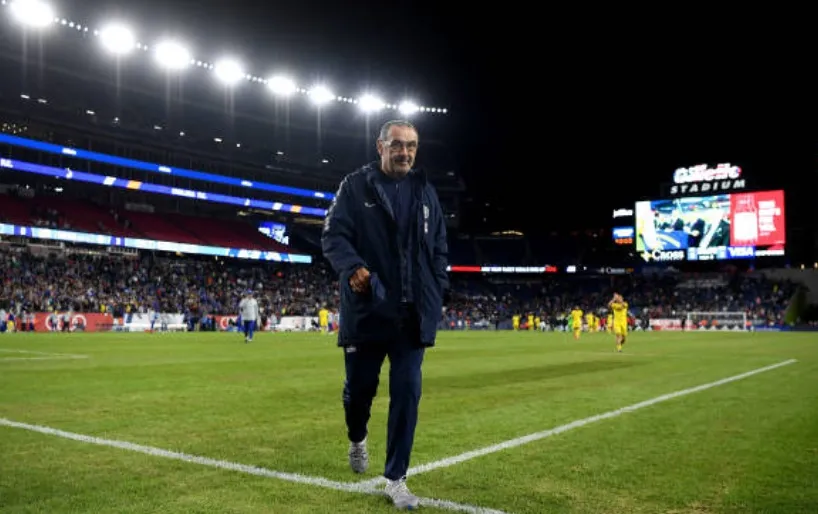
[9,311,17,332]
[48,310,59,332]
[24,311,35,332]
[318,305,329,334]
[609,293,629,352]
[512,314,520,330]
[6,311,15,333]
[238,291,260,343]
[570,306,583,340]
[149,309,159,333]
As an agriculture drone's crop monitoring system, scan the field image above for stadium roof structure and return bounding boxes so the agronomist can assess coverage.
[1,0,449,116]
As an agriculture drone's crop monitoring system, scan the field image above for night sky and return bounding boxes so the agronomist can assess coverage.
[29,2,818,243]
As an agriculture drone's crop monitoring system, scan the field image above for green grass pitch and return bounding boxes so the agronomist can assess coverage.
[1,330,816,513]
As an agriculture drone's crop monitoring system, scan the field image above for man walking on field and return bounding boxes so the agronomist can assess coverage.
[322,120,449,509]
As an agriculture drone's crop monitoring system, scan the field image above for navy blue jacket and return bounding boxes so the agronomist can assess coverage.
[321,162,449,347]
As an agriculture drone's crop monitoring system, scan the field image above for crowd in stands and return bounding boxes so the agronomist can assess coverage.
[0,248,337,324]
[444,271,797,329]
[0,246,802,330]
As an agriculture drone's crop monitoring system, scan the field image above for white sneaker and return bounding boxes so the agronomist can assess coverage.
[348,438,368,473]
[385,477,419,510]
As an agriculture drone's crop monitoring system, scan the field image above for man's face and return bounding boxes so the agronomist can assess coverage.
[377,125,418,176]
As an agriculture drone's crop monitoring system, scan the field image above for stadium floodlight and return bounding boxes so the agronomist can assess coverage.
[213,58,245,86]
[1,4,451,115]
[358,94,385,113]
[154,40,191,70]
[9,0,55,28]
[99,23,136,55]
[308,85,335,106]
[398,100,420,115]
[267,75,297,96]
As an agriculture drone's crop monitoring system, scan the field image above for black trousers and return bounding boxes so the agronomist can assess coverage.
[342,305,425,481]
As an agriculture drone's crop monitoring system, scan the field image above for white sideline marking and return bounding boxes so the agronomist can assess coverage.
[0,356,88,362]
[0,348,88,358]
[0,418,509,514]
[358,358,797,488]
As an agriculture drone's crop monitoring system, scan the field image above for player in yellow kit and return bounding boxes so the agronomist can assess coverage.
[318,306,329,334]
[512,314,520,331]
[570,306,583,340]
[608,293,629,352]
[606,313,613,333]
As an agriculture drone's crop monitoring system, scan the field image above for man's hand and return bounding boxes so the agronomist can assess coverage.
[349,267,371,293]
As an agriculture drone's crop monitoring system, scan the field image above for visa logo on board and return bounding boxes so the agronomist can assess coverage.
[728,246,755,258]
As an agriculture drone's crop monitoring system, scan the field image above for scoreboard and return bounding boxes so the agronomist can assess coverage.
[634,189,785,262]
[623,163,785,262]
[612,208,634,245]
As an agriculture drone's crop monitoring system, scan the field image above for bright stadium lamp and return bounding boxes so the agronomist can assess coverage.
[9,0,55,29]
[358,94,385,113]
[398,100,420,115]
[154,40,191,70]
[308,85,334,106]
[213,58,245,86]
[99,23,136,55]
[267,75,297,96]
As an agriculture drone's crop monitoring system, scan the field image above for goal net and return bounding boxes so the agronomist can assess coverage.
[683,311,750,331]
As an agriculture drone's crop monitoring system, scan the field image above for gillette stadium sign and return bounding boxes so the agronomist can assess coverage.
[669,163,746,195]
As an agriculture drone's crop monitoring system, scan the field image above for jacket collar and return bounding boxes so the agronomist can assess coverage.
[363,161,427,186]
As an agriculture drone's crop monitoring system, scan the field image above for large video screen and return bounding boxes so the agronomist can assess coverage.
[635,190,785,261]
[258,222,289,245]
[612,226,634,245]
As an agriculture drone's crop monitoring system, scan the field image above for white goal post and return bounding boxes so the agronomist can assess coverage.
[683,311,751,331]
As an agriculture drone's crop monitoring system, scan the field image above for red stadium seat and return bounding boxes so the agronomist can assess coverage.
[0,194,294,253]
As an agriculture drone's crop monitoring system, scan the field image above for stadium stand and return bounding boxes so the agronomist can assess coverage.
[0,65,459,257]
[475,236,528,265]
[442,270,800,330]
[0,192,291,252]
[1,11,814,337]
[447,235,478,264]
[0,248,336,325]
[0,242,808,333]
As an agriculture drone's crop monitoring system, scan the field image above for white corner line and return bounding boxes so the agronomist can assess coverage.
[0,418,510,514]
[358,358,797,488]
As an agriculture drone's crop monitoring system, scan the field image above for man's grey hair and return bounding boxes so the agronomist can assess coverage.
[378,120,418,141]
